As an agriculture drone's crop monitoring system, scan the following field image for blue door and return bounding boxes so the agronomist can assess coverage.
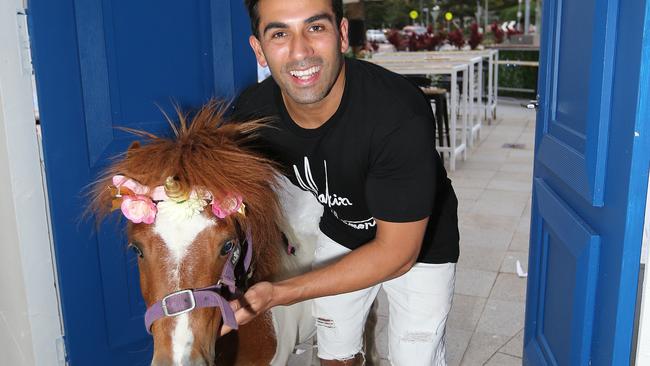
[525,0,650,365]
[28,1,256,364]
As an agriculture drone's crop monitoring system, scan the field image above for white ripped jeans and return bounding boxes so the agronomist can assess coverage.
[312,231,456,366]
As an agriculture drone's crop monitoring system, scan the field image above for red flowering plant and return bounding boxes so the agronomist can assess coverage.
[490,22,505,44]
[506,27,523,38]
[468,23,484,49]
[447,28,465,49]
[422,28,446,51]
[387,29,409,51]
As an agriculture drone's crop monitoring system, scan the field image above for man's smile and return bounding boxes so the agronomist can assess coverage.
[289,65,322,84]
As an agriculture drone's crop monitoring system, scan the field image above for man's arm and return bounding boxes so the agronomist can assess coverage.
[222,216,428,334]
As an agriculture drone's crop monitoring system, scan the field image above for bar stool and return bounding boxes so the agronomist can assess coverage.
[421,87,450,159]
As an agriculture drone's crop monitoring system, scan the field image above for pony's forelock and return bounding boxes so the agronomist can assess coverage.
[89,100,282,279]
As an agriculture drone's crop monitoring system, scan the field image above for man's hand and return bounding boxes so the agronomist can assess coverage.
[220,281,275,336]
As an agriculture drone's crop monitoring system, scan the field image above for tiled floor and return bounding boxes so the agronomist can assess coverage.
[448,101,534,366]
[289,100,536,365]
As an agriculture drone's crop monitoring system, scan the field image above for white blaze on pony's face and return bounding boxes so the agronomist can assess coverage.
[153,202,216,282]
[153,204,215,364]
[129,203,237,365]
[170,314,194,365]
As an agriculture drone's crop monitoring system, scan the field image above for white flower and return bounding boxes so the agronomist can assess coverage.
[156,192,208,222]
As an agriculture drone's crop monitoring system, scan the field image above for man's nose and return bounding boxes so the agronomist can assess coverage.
[289,33,313,61]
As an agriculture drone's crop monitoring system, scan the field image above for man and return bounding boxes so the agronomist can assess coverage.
[230,0,459,364]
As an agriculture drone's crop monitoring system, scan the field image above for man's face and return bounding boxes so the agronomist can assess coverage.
[249,0,349,105]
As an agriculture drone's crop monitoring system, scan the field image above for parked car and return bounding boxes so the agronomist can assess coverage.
[402,25,428,35]
[366,29,387,43]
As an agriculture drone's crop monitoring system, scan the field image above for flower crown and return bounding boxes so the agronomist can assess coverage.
[109,175,245,224]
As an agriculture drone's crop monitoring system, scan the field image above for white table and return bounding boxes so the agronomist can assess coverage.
[373,49,499,125]
[433,50,499,124]
[368,59,469,171]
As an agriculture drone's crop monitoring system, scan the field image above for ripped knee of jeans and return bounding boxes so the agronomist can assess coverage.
[400,331,435,343]
[316,317,336,328]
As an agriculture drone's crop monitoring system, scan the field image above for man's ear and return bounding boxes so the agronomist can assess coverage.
[249,35,268,67]
[339,17,350,53]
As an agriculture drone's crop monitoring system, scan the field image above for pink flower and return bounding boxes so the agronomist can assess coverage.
[212,194,243,219]
[112,175,149,195]
[121,195,157,224]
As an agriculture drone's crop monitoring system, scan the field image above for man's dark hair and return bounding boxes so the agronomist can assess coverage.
[244,0,344,38]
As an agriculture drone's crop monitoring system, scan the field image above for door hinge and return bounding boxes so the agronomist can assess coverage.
[56,336,68,365]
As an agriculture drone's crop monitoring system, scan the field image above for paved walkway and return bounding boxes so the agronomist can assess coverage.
[444,101,534,366]
[289,101,536,365]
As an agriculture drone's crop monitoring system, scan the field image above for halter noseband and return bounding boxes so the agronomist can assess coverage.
[143,229,253,334]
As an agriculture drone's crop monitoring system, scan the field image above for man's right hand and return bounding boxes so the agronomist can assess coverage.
[220,281,276,336]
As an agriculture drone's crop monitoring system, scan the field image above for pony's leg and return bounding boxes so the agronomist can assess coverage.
[269,299,317,366]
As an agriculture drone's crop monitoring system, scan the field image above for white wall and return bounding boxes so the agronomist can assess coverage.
[0,1,63,365]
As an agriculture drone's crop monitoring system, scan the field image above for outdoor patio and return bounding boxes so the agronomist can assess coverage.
[289,100,536,366]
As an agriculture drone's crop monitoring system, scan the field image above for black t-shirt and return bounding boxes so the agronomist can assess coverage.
[232,58,459,264]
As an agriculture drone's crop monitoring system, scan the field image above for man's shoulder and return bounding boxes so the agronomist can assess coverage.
[231,77,278,122]
[350,58,423,95]
[348,58,430,116]
[345,58,432,134]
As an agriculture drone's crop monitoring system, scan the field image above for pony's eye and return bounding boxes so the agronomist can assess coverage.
[128,242,144,259]
[220,240,235,256]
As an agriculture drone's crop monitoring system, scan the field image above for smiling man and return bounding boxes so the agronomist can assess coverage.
[231,0,460,365]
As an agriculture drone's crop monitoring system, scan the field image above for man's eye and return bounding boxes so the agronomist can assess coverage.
[272,31,286,39]
[309,25,324,32]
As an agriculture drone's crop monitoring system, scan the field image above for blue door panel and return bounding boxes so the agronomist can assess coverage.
[525,0,650,365]
[554,0,594,135]
[536,0,619,206]
[540,232,571,366]
[96,224,146,349]
[533,179,600,366]
[29,0,257,364]
[75,0,217,166]
[525,336,552,366]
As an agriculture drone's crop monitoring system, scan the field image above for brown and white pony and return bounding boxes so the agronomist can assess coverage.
[90,102,319,365]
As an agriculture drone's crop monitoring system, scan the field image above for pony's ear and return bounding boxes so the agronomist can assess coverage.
[127,141,141,158]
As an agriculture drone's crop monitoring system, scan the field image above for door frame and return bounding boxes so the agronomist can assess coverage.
[0,0,64,365]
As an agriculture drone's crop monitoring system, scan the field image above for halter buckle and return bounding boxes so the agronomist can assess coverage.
[161,289,196,317]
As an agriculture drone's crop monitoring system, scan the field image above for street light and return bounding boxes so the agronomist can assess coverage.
[485,0,489,33]
[422,7,429,28]
[445,11,453,32]
[419,0,424,25]
[517,0,523,32]
[432,5,440,30]
[524,0,531,34]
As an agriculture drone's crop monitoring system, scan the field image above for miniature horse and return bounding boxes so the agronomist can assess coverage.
[90,102,320,365]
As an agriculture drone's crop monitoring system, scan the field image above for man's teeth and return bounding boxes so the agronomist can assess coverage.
[290,66,320,79]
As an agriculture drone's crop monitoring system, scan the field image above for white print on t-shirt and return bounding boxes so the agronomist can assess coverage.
[341,217,377,230]
[293,157,376,230]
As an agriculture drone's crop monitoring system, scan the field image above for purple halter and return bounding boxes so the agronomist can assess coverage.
[143,229,253,334]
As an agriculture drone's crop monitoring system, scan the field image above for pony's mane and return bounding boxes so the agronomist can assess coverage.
[90,100,282,279]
